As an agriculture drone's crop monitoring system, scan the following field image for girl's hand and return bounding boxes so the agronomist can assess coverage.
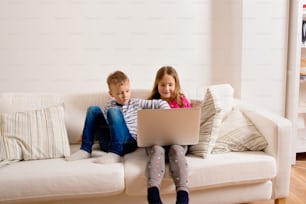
[190,99,202,108]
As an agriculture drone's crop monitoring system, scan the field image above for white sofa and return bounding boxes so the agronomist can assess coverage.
[0,84,292,204]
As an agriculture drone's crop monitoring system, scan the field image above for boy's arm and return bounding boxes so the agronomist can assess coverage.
[157,100,170,109]
[104,99,115,113]
[139,99,170,109]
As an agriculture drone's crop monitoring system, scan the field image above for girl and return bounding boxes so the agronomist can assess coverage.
[146,66,191,204]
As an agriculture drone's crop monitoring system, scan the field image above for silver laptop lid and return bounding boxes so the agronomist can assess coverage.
[137,108,201,147]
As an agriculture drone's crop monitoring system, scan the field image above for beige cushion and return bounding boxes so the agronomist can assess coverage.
[0,104,70,161]
[213,109,268,153]
[0,149,125,202]
[189,88,223,158]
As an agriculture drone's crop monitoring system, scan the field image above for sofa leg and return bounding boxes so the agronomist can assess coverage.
[275,198,286,204]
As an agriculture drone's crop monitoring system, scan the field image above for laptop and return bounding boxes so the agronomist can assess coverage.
[137,108,201,147]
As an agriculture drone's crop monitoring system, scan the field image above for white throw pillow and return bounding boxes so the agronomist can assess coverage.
[0,104,70,161]
[189,88,223,158]
[212,109,268,153]
[207,84,234,117]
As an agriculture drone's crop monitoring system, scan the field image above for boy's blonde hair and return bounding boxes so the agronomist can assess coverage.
[107,70,129,90]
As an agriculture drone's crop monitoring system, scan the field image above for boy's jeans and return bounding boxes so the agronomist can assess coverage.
[80,106,137,156]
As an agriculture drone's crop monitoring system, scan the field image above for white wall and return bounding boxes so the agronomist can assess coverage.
[239,0,289,115]
[0,0,289,115]
[209,0,289,115]
[0,0,210,99]
[210,0,242,97]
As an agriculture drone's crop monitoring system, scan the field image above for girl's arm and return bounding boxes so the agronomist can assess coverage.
[181,95,191,108]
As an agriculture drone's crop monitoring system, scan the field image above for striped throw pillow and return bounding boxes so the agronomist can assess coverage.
[212,109,268,153]
[189,88,223,158]
[0,104,70,161]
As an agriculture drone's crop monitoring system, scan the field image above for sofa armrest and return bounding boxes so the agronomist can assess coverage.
[235,101,292,199]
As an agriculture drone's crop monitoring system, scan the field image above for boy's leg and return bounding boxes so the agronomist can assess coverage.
[94,107,136,163]
[105,107,136,156]
[81,106,109,152]
[66,106,108,161]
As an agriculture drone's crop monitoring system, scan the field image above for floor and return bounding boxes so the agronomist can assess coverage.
[250,152,306,204]
[288,153,306,204]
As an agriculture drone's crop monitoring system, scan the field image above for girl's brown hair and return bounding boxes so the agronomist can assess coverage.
[148,66,186,107]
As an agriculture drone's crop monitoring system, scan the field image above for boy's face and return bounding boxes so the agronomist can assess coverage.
[109,81,131,105]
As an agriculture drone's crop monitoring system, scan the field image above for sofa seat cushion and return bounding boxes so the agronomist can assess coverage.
[124,148,276,196]
[0,145,125,203]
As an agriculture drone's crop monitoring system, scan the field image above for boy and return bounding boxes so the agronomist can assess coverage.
[66,70,169,163]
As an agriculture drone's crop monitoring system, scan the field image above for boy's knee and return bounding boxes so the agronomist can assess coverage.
[107,107,121,117]
[107,107,120,113]
[107,107,123,122]
[87,106,102,114]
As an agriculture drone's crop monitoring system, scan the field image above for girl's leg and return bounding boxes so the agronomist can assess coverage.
[169,145,189,204]
[146,145,165,204]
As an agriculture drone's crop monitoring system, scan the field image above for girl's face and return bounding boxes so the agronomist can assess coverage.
[109,81,131,105]
[157,74,176,100]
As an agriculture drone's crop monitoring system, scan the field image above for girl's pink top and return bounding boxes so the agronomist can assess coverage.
[168,96,191,108]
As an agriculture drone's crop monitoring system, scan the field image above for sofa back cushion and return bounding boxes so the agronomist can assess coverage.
[0,93,62,112]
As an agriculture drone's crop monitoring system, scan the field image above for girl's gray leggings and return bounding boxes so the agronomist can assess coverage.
[146,144,188,192]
